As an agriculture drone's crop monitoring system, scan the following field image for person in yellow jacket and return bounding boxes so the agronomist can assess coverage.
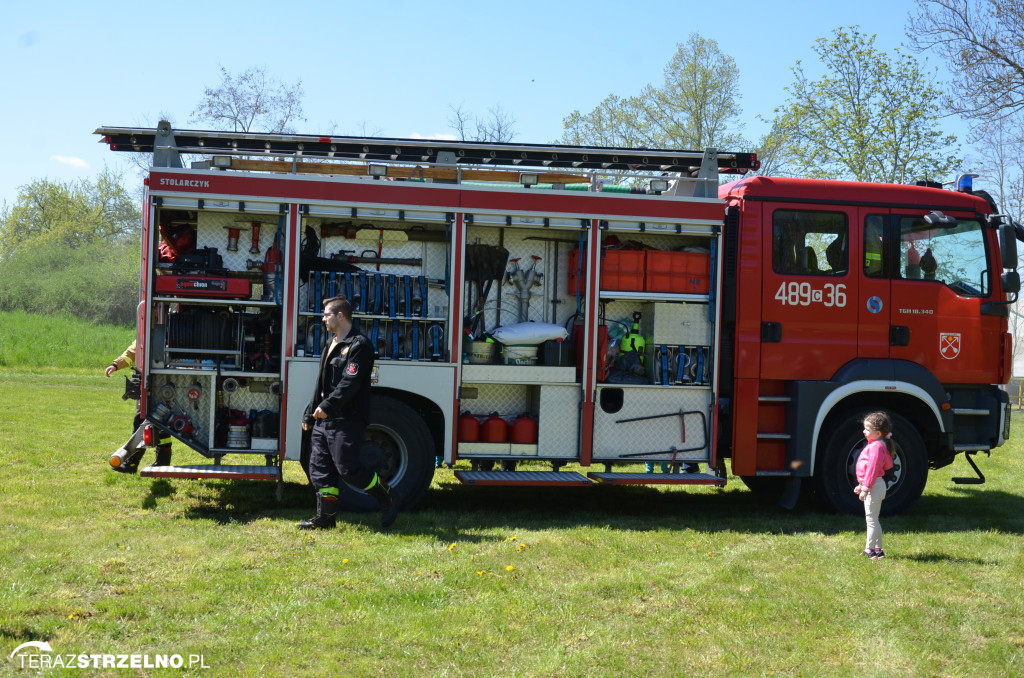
[105,339,173,471]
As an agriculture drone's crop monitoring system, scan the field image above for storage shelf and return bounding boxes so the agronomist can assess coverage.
[153,296,280,307]
[150,368,281,378]
[164,348,239,355]
[462,364,577,384]
[298,311,447,322]
[209,447,280,455]
[596,382,710,390]
[599,291,709,303]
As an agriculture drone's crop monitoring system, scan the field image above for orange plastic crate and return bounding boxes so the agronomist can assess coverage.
[600,249,645,291]
[645,251,710,294]
[567,249,646,293]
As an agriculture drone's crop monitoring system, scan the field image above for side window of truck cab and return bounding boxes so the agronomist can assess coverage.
[773,210,848,276]
[897,215,989,295]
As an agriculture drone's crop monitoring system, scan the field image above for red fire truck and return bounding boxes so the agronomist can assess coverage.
[100,122,1017,515]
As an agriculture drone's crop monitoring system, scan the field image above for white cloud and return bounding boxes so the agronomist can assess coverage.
[51,155,90,169]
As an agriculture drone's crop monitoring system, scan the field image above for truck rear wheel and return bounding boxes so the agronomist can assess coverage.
[814,408,928,515]
[335,395,436,513]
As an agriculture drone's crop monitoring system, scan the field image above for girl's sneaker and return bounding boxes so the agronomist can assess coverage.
[870,549,886,560]
[861,549,874,557]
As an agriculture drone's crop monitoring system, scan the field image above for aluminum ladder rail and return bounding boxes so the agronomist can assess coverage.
[95,122,761,175]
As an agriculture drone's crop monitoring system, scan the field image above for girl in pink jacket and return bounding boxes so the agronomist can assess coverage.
[853,411,895,559]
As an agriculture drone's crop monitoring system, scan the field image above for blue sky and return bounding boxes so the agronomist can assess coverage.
[0,0,967,207]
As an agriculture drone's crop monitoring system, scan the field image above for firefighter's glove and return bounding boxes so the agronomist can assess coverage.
[122,369,142,401]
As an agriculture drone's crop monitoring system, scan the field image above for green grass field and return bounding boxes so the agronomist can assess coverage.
[1,315,1023,676]
[0,310,134,369]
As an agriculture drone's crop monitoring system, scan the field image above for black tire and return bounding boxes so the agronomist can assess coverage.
[335,395,436,513]
[814,408,928,516]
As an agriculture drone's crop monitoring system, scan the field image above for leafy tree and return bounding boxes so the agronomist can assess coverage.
[191,65,305,133]
[907,0,1024,122]
[745,117,797,178]
[0,169,141,324]
[0,167,140,260]
[0,239,140,326]
[771,26,959,183]
[560,33,744,151]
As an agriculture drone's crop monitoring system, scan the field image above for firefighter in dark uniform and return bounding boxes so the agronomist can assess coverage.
[298,296,399,529]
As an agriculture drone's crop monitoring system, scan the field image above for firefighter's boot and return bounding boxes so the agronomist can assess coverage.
[297,488,339,530]
[364,473,400,528]
[154,438,173,467]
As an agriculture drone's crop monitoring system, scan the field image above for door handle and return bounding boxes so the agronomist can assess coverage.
[761,321,782,343]
[890,325,910,347]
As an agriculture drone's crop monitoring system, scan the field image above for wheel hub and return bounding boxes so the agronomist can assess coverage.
[845,442,902,490]
[361,427,408,485]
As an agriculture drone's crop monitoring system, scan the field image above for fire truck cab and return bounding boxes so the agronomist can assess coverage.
[719,176,1016,514]
[100,122,1016,516]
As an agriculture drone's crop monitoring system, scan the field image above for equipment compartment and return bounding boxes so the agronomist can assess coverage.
[294,213,451,363]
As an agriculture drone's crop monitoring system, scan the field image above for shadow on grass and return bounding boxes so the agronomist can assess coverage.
[158,473,1024,536]
[0,625,44,644]
[174,479,314,525]
[141,479,176,509]
[896,552,994,566]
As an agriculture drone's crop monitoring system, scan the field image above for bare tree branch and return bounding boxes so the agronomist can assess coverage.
[190,65,305,133]
[447,104,517,142]
[907,0,1024,121]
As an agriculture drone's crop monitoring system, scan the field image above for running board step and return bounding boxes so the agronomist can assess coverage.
[588,472,726,486]
[454,471,591,486]
[139,464,281,481]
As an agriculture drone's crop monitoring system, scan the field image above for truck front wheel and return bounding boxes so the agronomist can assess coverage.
[814,409,928,516]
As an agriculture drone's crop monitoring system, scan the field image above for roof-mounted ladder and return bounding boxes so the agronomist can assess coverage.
[95,122,760,185]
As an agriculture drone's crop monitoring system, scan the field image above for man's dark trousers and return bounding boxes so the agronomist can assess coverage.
[309,419,373,491]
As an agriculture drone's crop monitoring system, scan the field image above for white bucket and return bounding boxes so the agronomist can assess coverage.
[503,344,539,365]
[466,341,498,364]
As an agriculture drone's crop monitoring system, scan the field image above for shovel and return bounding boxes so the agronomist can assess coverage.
[465,244,509,336]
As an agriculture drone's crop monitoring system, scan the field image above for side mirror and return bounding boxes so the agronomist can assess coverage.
[1002,271,1020,294]
[1000,223,1019,269]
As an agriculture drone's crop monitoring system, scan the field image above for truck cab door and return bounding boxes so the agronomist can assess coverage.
[760,207,857,380]
[888,210,1000,382]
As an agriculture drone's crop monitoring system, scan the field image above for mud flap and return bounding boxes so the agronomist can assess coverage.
[779,477,802,510]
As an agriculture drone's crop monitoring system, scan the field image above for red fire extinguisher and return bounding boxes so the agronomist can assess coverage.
[481,413,508,443]
[459,412,480,442]
[510,413,538,444]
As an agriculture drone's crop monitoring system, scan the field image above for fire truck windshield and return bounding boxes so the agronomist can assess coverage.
[898,217,989,296]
